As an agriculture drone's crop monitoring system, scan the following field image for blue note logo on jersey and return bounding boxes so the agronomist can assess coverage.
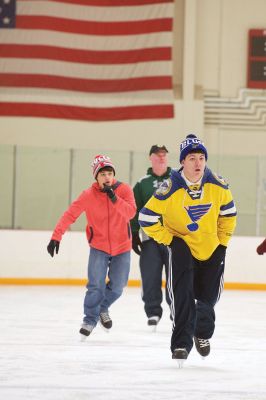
[184,203,212,231]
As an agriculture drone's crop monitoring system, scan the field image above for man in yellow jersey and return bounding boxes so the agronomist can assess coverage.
[138,134,237,364]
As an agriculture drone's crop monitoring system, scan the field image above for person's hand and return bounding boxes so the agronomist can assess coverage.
[102,184,117,203]
[257,239,266,255]
[132,233,142,255]
[217,244,227,253]
[47,240,60,257]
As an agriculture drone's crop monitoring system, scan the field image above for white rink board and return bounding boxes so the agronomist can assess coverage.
[0,230,265,284]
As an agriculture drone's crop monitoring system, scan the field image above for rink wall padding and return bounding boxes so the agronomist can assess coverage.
[0,231,265,290]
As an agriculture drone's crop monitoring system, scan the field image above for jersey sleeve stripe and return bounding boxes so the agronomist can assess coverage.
[138,207,161,227]
[219,206,237,216]
[220,200,234,211]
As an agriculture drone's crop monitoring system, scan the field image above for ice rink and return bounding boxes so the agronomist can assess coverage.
[1,285,266,400]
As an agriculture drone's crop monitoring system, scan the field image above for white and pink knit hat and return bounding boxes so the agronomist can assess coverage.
[91,154,115,179]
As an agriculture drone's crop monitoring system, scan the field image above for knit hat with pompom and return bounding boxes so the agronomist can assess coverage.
[91,154,115,179]
[179,134,208,163]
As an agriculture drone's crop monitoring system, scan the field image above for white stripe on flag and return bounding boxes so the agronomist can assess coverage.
[0,88,173,108]
[0,59,172,80]
[18,1,174,22]
[0,31,172,51]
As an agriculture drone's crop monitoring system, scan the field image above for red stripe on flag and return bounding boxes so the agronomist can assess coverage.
[0,45,171,64]
[0,74,172,92]
[47,0,173,6]
[16,16,173,35]
[0,102,174,121]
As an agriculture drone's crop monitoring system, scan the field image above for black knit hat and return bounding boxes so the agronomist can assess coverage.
[149,145,168,156]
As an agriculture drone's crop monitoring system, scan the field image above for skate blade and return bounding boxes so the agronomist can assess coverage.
[148,325,157,333]
[100,323,111,333]
[176,360,185,368]
[80,334,87,342]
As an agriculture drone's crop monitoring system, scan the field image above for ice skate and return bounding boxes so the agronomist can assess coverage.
[100,311,112,332]
[172,348,188,368]
[147,316,160,332]
[194,337,210,358]
[79,323,94,341]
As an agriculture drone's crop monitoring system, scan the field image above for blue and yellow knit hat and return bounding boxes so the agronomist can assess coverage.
[179,134,208,163]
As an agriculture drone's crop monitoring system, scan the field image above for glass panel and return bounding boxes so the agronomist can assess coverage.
[69,149,95,232]
[168,152,179,171]
[131,151,150,186]
[0,145,14,228]
[207,154,219,173]
[104,149,131,184]
[1,144,264,236]
[218,156,257,214]
[234,214,256,236]
[260,215,266,236]
[15,147,70,230]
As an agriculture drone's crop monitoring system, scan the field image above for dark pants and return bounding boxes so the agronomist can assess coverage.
[139,239,170,319]
[168,237,225,353]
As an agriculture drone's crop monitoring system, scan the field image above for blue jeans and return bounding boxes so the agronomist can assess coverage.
[83,248,130,326]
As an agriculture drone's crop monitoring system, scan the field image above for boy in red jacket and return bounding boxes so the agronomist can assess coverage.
[47,155,136,339]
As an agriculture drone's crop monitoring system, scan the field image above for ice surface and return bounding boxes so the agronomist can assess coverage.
[0,286,266,400]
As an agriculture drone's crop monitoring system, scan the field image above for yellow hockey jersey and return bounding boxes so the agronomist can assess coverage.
[138,167,237,261]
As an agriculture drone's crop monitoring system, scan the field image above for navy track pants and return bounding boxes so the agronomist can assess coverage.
[167,237,225,353]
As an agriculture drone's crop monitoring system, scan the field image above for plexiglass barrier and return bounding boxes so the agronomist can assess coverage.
[0,144,265,236]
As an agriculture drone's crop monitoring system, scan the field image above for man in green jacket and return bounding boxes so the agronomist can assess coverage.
[131,145,171,329]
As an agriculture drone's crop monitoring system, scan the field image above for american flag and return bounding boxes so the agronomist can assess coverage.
[0,0,174,122]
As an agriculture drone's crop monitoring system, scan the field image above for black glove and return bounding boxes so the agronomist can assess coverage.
[217,244,227,253]
[47,240,60,257]
[102,184,117,203]
[132,233,142,255]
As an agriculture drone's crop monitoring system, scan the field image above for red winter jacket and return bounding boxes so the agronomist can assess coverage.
[51,180,136,256]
